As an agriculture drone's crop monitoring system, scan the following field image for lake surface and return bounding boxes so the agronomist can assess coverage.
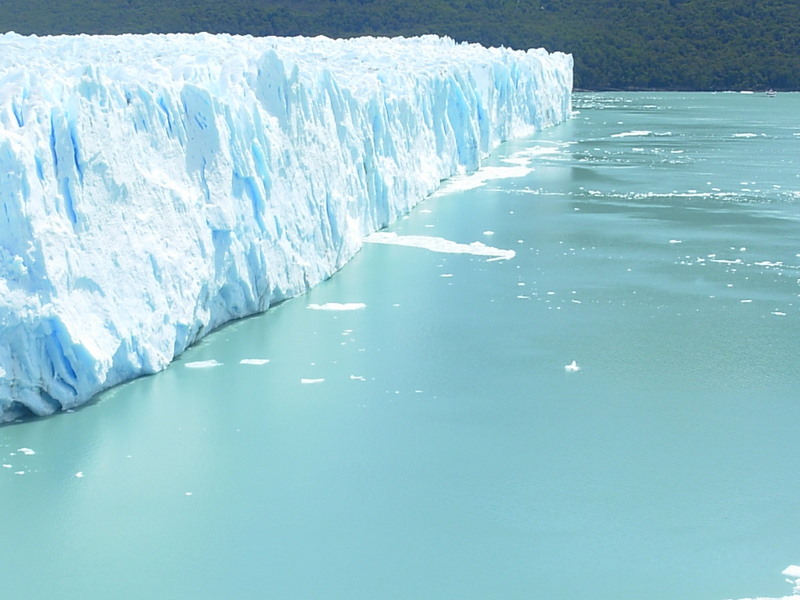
[2,92,799,600]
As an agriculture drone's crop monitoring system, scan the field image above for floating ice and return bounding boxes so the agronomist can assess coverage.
[754,261,783,267]
[611,130,653,138]
[365,232,515,260]
[0,32,571,421]
[307,303,366,311]
[184,360,223,369]
[731,565,800,600]
[437,165,533,192]
[503,144,563,165]
[239,358,270,365]
[784,565,800,580]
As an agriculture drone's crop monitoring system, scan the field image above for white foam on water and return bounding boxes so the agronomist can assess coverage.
[239,359,270,365]
[307,303,366,311]
[184,360,223,369]
[300,378,325,384]
[365,232,515,260]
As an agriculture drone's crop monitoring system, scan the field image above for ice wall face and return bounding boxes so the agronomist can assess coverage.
[0,33,572,421]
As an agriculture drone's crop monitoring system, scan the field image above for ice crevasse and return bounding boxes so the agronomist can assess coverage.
[0,32,572,421]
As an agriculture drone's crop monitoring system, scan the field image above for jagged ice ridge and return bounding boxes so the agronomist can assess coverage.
[0,33,572,421]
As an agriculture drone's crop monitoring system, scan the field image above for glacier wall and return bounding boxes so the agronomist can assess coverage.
[0,33,572,421]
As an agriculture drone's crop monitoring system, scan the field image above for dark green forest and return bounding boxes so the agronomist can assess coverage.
[1,0,798,90]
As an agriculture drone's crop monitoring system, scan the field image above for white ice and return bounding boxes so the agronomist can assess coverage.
[436,165,533,193]
[731,565,800,600]
[184,359,223,369]
[611,130,653,138]
[365,232,515,260]
[307,303,367,311]
[0,32,572,421]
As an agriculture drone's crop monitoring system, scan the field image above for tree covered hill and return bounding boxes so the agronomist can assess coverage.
[1,0,798,90]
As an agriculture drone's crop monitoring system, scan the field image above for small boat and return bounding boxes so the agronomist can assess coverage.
[766,89,777,97]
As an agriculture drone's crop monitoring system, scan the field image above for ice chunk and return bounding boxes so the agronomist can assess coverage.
[783,565,800,579]
[184,360,223,369]
[365,232,515,260]
[239,358,270,365]
[307,303,366,311]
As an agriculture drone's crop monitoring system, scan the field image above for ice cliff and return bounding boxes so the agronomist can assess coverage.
[0,33,572,421]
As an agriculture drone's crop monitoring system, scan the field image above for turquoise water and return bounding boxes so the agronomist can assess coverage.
[2,92,799,599]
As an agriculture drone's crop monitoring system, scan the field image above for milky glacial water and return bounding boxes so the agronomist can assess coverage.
[2,92,799,600]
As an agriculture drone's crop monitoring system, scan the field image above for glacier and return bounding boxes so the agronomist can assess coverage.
[0,32,572,422]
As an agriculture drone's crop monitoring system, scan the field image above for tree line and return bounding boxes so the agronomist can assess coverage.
[1,0,798,90]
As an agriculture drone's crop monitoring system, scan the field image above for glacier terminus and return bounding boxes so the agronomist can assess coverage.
[0,33,572,421]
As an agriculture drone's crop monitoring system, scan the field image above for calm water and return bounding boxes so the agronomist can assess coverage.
[2,92,799,600]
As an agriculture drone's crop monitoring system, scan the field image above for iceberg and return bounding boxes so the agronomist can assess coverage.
[0,32,572,421]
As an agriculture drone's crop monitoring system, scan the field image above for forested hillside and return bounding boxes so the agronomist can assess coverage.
[1,0,798,90]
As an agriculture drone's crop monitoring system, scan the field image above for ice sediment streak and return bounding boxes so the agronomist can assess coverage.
[0,33,572,421]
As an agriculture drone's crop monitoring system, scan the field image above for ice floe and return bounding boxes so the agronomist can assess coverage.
[307,303,366,311]
[184,360,224,369]
[365,232,515,261]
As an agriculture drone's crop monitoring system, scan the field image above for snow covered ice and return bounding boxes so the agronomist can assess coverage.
[0,33,572,421]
